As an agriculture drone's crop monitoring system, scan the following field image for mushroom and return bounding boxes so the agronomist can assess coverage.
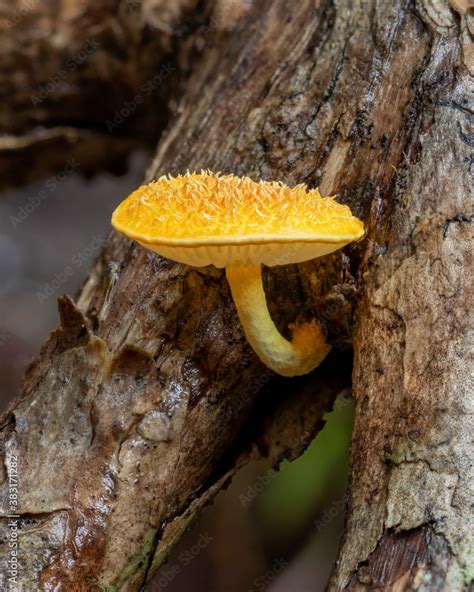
[111,171,364,377]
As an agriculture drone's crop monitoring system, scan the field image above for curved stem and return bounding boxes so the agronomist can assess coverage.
[225,262,331,377]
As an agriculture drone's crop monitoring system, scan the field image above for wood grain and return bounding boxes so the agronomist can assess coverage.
[0,0,471,590]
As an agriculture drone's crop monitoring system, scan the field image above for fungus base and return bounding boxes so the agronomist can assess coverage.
[225,262,331,377]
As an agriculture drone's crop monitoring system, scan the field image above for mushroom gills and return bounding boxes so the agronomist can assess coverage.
[225,262,331,377]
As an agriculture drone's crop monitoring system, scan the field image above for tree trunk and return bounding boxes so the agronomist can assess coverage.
[0,0,472,591]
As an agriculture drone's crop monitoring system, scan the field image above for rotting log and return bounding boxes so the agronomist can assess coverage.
[0,0,472,590]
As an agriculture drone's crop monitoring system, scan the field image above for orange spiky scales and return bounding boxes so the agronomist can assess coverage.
[111,171,365,376]
[112,171,364,245]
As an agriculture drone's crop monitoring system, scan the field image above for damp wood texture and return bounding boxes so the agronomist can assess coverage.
[0,0,472,590]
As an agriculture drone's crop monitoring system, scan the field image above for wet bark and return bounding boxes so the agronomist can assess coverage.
[0,0,472,591]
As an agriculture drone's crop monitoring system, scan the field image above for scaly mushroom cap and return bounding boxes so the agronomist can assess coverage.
[111,171,364,267]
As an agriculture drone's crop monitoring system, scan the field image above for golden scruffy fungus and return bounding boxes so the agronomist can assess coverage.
[112,171,364,377]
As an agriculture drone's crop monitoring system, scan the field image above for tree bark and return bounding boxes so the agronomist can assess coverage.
[0,0,200,189]
[0,0,472,591]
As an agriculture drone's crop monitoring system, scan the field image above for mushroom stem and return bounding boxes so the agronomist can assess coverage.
[225,262,331,377]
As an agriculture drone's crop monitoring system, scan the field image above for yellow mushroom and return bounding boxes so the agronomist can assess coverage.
[111,171,364,377]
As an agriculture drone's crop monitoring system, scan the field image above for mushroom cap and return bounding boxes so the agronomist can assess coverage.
[111,171,364,268]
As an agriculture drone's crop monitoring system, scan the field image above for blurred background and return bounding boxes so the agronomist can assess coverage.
[0,157,353,590]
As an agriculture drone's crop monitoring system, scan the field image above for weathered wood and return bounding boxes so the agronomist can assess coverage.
[0,0,199,189]
[329,2,474,588]
[0,0,472,590]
